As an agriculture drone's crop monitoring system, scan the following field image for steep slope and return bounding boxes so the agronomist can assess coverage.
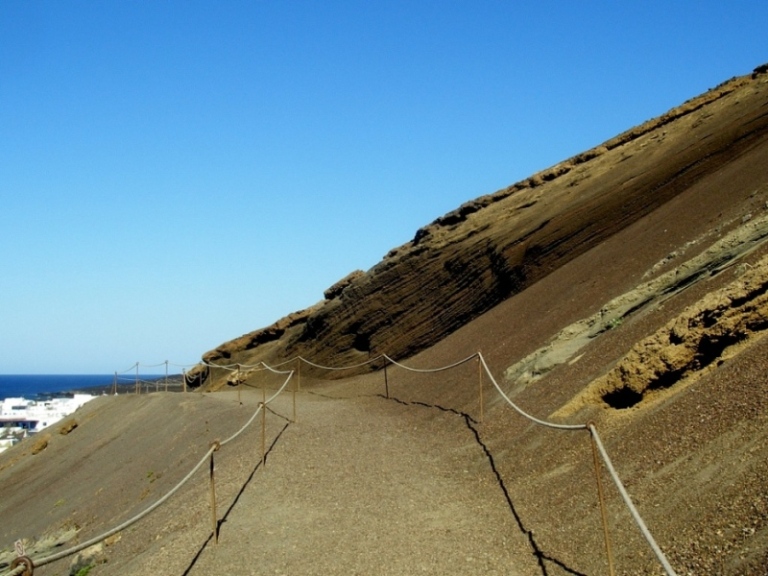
[2,65,768,576]
[195,65,768,390]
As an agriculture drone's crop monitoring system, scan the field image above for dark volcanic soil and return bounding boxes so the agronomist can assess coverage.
[1,68,768,576]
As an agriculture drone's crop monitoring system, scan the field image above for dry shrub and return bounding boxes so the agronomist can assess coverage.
[31,433,51,455]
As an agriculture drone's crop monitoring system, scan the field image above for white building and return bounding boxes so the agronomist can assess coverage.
[0,394,95,454]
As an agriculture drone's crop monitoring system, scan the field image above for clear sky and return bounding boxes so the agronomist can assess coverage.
[1,1,766,374]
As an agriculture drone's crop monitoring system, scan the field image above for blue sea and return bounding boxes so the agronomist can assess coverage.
[0,374,166,400]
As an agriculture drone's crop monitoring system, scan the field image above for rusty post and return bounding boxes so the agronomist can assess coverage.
[9,556,33,576]
[477,354,484,424]
[236,364,241,405]
[164,360,168,392]
[261,386,267,468]
[384,358,389,399]
[297,358,302,391]
[209,442,220,545]
[589,424,615,576]
[182,368,187,393]
[292,369,298,423]
[135,363,139,395]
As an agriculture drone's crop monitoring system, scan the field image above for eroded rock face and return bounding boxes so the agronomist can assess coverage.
[323,270,365,300]
[503,213,768,390]
[559,254,768,414]
[202,304,322,364]
[200,69,768,386]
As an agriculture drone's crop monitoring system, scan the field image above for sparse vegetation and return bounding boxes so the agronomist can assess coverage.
[72,563,93,576]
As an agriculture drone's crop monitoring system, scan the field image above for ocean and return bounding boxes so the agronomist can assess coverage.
[0,374,171,400]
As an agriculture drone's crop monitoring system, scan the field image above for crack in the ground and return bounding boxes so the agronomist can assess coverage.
[382,394,479,424]
[182,422,291,576]
[305,389,379,401]
[383,394,587,576]
[265,404,292,422]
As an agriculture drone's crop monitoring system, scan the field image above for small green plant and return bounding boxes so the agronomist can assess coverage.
[73,564,93,576]
[608,317,623,330]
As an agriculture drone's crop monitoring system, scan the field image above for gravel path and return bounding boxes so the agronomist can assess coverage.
[184,386,539,575]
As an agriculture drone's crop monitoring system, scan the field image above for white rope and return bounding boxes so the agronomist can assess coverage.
[1,563,26,576]
[236,362,268,371]
[265,356,301,368]
[10,371,292,572]
[139,361,167,369]
[469,354,674,573]
[588,425,677,575]
[203,361,240,371]
[220,404,263,447]
[220,371,293,446]
[68,351,673,576]
[115,362,138,374]
[382,353,478,373]
[265,371,295,404]
[32,443,217,568]
[298,355,383,371]
[478,353,586,431]
[259,362,294,376]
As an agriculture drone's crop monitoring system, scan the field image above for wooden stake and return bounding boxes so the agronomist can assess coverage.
[236,364,242,404]
[292,370,298,423]
[477,355,484,424]
[209,446,219,545]
[590,426,615,576]
[384,358,389,399]
[261,387,267,468]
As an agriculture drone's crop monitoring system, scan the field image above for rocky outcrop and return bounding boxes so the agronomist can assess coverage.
[555,252,768,416]
[504,213,768,390]
[202,304,322,364]
[323,270,365,300]
[199,67,768,386]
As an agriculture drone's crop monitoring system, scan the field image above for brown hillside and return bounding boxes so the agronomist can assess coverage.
[196,66,768,393]
[1,65,768,576]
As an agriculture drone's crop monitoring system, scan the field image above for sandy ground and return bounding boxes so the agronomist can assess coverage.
[0,381,544,576]
[2,72,768,576]
[185,388,541,576]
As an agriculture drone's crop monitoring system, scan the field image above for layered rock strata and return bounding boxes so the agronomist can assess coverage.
[195,66,768,389]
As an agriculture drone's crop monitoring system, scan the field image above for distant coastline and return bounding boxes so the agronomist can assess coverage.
[0,374,185,400]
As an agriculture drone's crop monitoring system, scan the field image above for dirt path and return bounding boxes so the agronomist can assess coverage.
[0,383,543,575]
[179,386,539,575]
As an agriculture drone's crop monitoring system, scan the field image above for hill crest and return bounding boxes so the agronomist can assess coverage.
[194,64,768,391]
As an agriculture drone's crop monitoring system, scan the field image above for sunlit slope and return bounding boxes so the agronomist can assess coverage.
[196,66,768,389]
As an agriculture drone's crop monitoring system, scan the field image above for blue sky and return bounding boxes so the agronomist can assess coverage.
[1,1,766,374]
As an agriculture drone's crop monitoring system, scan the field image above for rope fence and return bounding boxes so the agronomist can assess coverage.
[1,365,294,576]
[2,350,677,576]
[258,351,676,575]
